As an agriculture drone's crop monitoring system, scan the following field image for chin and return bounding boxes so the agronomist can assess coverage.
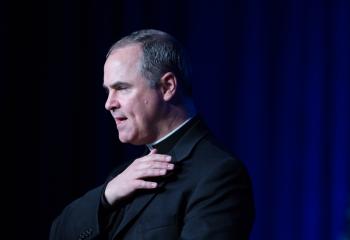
[118,135,139,145]
[118,136,131,144]
[118,132,148,145]
[118,134,130,143]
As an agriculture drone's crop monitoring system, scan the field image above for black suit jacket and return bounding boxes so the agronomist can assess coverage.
[50,117,255,239]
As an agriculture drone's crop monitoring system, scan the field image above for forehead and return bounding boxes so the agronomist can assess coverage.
[103,45,144,85]
[105,44,142,68]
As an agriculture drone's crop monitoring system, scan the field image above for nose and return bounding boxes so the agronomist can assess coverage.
[105,92,120,111]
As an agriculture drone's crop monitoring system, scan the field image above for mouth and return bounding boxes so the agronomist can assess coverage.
[114,116,128,125]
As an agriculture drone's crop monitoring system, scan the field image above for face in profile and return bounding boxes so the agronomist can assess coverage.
[103,44,166,145]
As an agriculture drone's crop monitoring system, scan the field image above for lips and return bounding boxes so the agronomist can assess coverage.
[114,116,128,125]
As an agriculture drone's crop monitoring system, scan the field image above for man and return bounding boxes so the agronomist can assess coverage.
[50,29,255,240]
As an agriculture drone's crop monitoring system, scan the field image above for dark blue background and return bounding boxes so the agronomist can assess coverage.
[37,0,349,239]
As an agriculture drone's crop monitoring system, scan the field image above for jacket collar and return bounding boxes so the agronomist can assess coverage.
[168,115,209,163]
[149,115,209,162]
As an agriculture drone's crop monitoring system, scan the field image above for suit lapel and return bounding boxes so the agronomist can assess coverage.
[112,118,209,238]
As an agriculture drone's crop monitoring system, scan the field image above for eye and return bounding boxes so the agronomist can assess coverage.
[116,84,132,92]
[117,85,128,90]
[108,82,132,92]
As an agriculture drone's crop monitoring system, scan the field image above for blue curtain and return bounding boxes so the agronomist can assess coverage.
[185,2,350,240]
[40,0,350,239]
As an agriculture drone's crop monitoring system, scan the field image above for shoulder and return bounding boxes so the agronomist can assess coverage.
[183,134,249,181]
[192,134,242,167]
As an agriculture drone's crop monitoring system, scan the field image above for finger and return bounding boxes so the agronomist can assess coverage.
[140,154,172,162]
[138,161,174,170]
[150,162,174,170]
[137,168,168,178]
[148,149,157,155]
[133,180,157,189]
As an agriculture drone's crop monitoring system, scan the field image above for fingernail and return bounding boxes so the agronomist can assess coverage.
[166,156,171,161]
[160,169,166,174]
[167,164,174,170]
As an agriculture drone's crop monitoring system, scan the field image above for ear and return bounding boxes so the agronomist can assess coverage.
[159,72,177,101]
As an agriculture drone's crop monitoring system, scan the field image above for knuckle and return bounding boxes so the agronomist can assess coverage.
[131,181,138,188]
[136,181,144,188]
[162,163,168,168]
[140,169,147,176]
[156,162,163,167]
[150,162,158,168]
[134,163,143,170]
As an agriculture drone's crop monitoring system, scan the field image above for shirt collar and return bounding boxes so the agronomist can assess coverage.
[146,117,193,153]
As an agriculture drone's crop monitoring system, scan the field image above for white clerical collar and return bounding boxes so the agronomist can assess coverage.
[147,117,193,150]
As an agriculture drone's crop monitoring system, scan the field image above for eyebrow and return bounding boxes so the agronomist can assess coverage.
[103,81,132,90]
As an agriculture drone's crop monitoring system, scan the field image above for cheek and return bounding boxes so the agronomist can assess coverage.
[128,99,149,120]
[129,91,159,120]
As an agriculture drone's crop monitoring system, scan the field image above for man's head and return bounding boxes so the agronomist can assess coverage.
[106,29,192,98]
[103,29,194,145]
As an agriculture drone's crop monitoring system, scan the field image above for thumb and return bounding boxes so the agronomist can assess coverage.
[148,148,157,155]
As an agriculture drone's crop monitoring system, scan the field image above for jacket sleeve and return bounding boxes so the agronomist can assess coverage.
[49,161,132,240]
[180,159,255,240]
[49,185,106,240]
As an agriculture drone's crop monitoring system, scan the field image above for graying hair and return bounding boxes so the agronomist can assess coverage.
[107,29,192,97]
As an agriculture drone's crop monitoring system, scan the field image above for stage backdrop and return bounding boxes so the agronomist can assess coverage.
[40,0,350,239]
